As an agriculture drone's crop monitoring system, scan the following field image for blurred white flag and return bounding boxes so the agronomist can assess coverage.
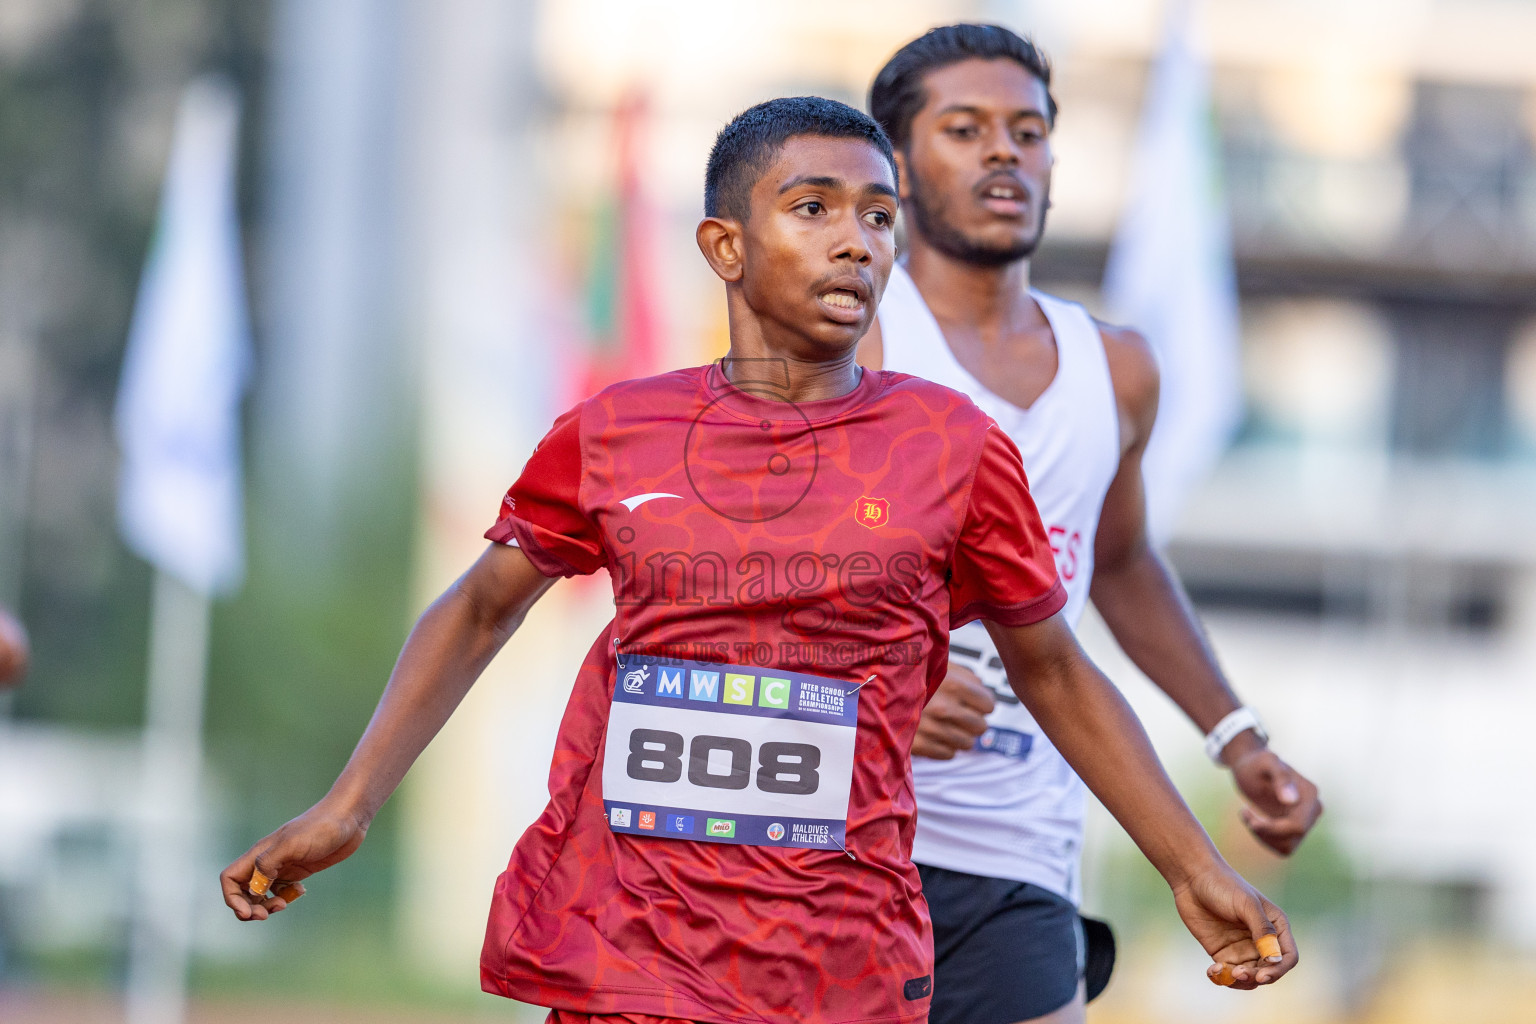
[115,78,250,596]
[1102,0,1242,544]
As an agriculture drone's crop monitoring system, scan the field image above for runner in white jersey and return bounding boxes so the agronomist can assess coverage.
[883,263,1115,904]
[861,26,1324,1024]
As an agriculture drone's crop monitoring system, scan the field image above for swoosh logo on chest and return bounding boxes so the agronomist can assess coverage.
[619,492,684,511]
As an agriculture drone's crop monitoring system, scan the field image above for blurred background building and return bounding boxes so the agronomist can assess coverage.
[0,1,1533,1021]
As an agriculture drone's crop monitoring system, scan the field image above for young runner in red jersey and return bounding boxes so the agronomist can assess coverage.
[220,97,1297,1024]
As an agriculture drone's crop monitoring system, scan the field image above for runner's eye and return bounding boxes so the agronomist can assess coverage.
[864,209,892,228]
[797,200,824,216]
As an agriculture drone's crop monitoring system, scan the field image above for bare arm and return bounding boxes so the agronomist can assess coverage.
[1092,324,1321,854]
[1092,324,1242,734]
[987,614,1297,988]
[220,542,556,920]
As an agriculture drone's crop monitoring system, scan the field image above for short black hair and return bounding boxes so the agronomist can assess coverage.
[704,96,896,220]
[870,24,1058,150]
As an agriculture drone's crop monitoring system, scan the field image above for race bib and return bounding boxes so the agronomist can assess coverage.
[949,622,1035,761]
[602,656,859,849]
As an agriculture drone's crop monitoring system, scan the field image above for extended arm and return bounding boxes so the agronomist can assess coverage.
[220,542,555,920]
[986,614,1296,987]
[1093,324,1321,854]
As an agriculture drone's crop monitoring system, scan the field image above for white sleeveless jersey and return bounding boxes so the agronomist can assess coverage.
[879,263,1120,903]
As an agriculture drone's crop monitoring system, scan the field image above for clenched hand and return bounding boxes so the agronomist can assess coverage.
[911,663,994,760]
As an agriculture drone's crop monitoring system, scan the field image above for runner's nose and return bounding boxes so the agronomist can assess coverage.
[983,123,1022,168]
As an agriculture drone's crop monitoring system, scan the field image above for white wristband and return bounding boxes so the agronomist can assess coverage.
[1204,706,1267,764]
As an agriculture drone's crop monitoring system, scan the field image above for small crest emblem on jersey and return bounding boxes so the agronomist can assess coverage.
[854,496,889,529]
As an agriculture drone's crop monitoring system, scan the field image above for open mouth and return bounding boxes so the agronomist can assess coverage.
[814,274,870,324]
[977,176,1029,216]
[820,289,863,310]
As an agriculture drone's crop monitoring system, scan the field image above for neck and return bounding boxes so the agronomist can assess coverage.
[721,294,863,403]
[902,234,1036,332]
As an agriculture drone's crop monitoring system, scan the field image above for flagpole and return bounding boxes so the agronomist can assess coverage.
[125,570,212,1024]
[115,74,249,1022]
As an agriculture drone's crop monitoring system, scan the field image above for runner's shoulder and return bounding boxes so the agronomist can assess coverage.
[569,366,715,426]
[1092,319,1159,421]
[592,365,709,402]
[874,369,1000,441]
[876,369,991,417]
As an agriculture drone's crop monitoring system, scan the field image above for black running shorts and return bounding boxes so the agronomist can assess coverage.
[919,863,1114,1024]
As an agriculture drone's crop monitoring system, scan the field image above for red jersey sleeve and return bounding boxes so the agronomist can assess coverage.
[484,403,606,578]
[949,423,1067,628]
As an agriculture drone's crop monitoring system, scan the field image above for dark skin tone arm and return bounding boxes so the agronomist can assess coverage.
[219,543,554,920]
[988,614,1296,989]
[1090,326,1322,854]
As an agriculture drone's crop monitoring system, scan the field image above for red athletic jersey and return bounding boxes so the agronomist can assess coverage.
[480,364,1065,1024]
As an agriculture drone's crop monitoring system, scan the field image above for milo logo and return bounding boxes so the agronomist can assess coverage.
[706,818,736,838]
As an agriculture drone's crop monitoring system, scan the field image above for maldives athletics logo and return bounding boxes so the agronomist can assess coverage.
[855,496,889,529]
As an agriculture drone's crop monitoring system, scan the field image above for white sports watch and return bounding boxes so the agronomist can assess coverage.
[1204,706,1267,764]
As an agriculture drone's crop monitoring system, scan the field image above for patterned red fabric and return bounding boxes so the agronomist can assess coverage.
[549,1011,702,1024]
[481,365,1064,1024]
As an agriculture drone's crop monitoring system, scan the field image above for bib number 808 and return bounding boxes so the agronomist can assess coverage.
[626,729,821,795]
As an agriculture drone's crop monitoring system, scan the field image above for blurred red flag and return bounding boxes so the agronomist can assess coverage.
[572,92,662,402]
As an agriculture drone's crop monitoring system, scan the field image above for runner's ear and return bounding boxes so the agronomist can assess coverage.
[697,217,745,283]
